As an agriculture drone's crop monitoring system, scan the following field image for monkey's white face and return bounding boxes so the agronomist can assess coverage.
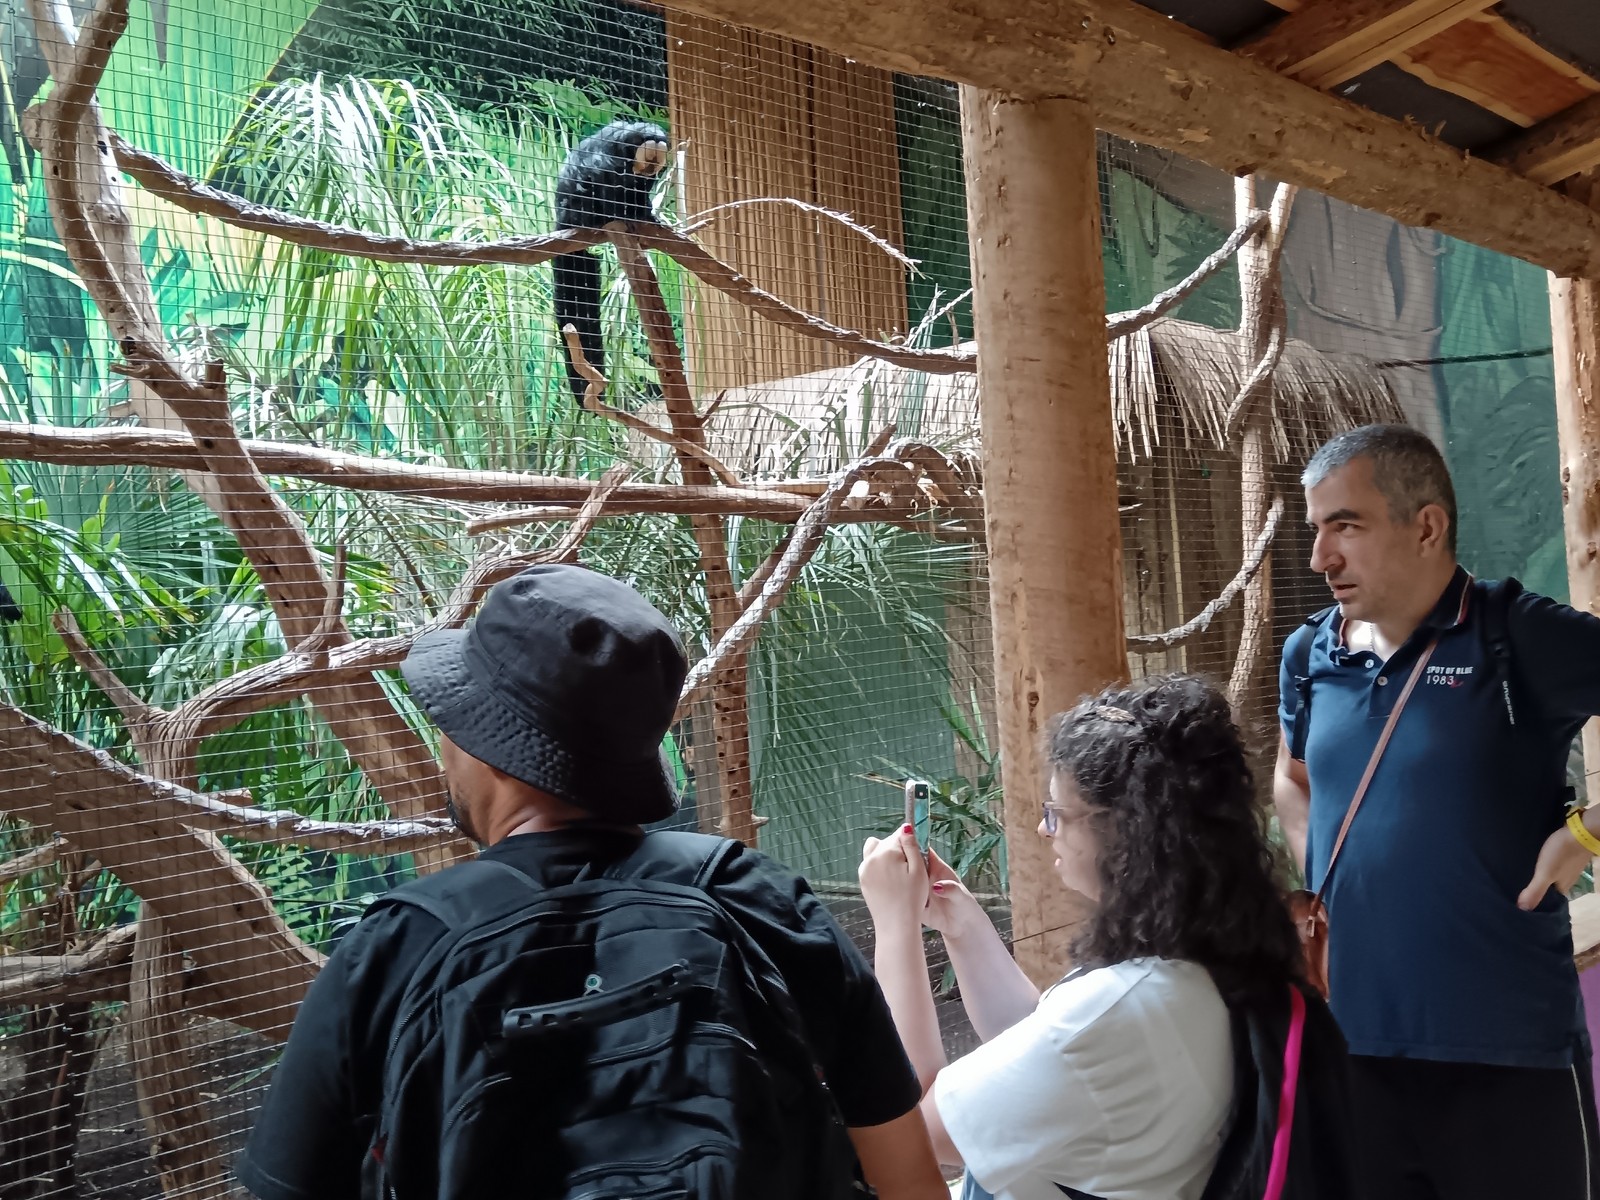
[632,139,670,177]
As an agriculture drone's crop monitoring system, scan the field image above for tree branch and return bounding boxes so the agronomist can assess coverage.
[1127,495,1284,651]
[0,837,64,887]
[0,421,945,522]
[1105,212,1270,340]
[560,326,742,487]
[107,135,975,377]
[0,924,137,1008]
[0,703,321,1041]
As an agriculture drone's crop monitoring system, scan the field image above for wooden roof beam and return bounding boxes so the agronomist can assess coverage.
[1238,0,1498,90]
[654,0,1600,279]
[1489,93,1600,185]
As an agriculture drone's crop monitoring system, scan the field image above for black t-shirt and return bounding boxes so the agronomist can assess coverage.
[237,828,921,1200]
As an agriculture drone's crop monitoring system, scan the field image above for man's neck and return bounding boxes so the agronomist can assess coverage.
[1365,562,1459,658]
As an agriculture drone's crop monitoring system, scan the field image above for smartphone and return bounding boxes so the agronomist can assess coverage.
[904,779,932,866]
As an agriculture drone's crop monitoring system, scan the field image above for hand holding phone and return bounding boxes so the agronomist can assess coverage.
[904,779,932,867]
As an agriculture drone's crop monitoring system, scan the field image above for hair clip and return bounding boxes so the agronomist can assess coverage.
[1091,705,1136,724]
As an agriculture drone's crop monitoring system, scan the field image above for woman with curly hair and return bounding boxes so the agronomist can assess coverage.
[859,674,1354,1200]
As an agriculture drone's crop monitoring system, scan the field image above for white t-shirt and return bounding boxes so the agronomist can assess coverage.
[933,958,1233,1200]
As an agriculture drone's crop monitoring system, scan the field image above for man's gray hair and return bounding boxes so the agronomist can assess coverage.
[1302,423,1458,555]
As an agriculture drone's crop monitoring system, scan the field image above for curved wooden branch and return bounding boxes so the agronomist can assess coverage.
[1127,495,1284,651]
[1106,212,1270,340]
[0,421,909,520]
[49,0,127,124]
[561,326,742,487]
[629,224,974,375]
[0,702,321,1041]
[108,135,976,376]
[0,924,137,1008]
[110,133,606,266]
[0,837,63,886]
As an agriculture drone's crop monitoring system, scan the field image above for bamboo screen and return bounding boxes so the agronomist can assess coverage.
[0,0,1584,1195]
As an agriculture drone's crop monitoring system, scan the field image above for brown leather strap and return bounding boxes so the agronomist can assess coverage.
[1312,634,1440,907]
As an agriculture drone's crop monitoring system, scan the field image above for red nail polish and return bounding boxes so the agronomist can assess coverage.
[931,882,946,891]
[903,823,914,834]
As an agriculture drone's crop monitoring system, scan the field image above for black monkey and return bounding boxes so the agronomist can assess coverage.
[553,119,671,402]
[0,583,18,623]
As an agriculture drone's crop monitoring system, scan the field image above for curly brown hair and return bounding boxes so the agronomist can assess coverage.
[1046,674,1303,999]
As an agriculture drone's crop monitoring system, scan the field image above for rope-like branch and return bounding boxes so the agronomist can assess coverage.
[1106,212,1271,340]
[679,198,918,271]
[109,136,975,376]
[674,427,907,722]
[1222,319,1288,443]
[560,325,742,487]
[1127,495,1284,651]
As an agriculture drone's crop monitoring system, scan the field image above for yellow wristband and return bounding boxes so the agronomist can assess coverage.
[1567,809,1600,857]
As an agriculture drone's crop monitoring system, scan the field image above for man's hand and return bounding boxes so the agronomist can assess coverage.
[1518,821,1592,911]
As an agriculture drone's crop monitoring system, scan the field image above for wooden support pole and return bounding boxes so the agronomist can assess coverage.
[1549,263,1600,813]
[961,90,1127,984]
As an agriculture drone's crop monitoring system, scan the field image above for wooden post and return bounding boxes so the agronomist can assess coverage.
[1227,179,1296,716]
[961,89,1127,984]
[1549,270,1600,813]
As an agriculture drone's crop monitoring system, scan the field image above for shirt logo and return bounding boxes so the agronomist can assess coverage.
[1425,664,1472,687]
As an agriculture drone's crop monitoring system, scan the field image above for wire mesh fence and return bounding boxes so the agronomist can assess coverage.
[0,0,1586,1194]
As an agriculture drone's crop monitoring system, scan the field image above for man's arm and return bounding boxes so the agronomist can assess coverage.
[1274,731,1311,875]
[848,1110,952,1200]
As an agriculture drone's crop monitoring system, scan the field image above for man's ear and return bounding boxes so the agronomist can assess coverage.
[1417,502,1451,554]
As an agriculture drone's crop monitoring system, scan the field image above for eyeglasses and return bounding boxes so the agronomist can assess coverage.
[1042,803,1060,836]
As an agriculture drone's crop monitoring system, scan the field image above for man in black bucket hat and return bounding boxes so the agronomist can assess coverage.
[238,564,946,1200]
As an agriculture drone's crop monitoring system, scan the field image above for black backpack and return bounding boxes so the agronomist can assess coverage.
[359,830,864,1200]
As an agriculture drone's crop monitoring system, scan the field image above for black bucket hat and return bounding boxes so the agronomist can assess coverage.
[400,564,689,824]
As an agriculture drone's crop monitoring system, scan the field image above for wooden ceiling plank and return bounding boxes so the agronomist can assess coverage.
[1238,0,1498,88]
[1393,13,1599,127]
[1489,93,1600,185]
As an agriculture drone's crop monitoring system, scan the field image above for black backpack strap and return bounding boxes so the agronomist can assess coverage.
[1483,577,1523,727]
[597,829,737,891]
[1287,604,1337,761]
[365,857,537,930]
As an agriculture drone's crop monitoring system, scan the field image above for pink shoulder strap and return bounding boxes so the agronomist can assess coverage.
[1262,986,1307,1200]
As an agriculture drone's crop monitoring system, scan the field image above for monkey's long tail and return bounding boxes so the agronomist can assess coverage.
[553,250,605,403]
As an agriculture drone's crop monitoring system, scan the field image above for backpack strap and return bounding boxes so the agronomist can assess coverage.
[365,857,536,931]
[596,830,738,891]
[368,831,737,932]
[1286,605,1337,762]
[1482,577,1523,727]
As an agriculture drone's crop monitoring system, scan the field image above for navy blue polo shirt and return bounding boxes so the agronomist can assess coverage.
[1278,567,1600,1068]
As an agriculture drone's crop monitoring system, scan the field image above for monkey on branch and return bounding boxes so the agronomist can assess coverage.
[552,119,672,402]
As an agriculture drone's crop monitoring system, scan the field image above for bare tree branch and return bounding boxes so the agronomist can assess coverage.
[1127,495,1284,651]
[109,132,605,265]
[0,924,137,1007]
[1106,212,1270,340]
[107,135,975,377]
[0,837,63,887]
[561,326,742,487]
[0,421,956,522]
[0,702,321,1041]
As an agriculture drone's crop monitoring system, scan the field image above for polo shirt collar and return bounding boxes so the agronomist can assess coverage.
[1331,564,1473,650]
[1418,565,1474,632]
